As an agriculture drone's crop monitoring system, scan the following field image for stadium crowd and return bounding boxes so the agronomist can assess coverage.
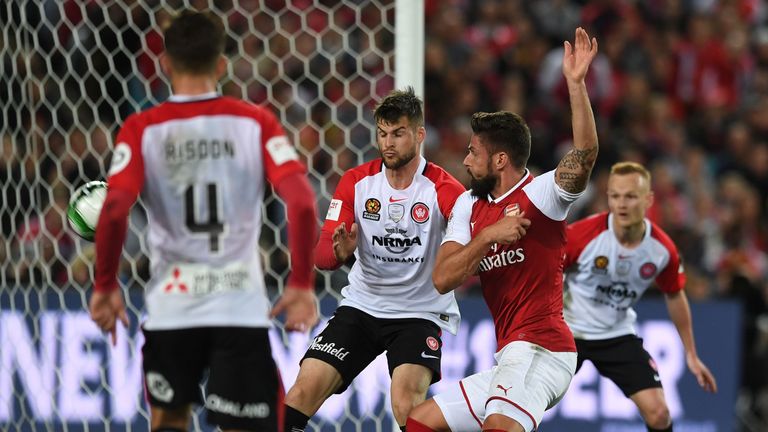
[0,0,767,428]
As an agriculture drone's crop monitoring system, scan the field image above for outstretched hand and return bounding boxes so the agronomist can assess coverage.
[270,286,319,332]
[332,222,358,262]
[562,27,598,84]
[687,353,718,393]
[89,289,129,345]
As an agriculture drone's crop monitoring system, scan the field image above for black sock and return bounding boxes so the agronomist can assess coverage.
[400,426,406,432]
[152,429,186,432]
[284,405,310,432]
[647,423,673,432]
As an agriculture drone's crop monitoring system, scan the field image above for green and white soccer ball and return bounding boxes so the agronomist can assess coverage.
[67,181,108,241]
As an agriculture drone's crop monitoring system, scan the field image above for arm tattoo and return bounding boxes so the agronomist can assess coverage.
[557,146,597,193]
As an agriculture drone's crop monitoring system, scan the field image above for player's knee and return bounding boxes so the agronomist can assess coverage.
[406,400,448,432]
[150,405,190,431]
[285,381,314,407]
[643,404,671,429]
[391,397,418,423]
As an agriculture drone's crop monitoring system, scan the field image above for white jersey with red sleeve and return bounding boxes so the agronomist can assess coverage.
[443,169,583,353]
[107,92,306,330]
[563,212,686,340]
[320,156,465,334]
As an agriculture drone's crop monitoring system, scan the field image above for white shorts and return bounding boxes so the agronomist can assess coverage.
[434,341,576,432]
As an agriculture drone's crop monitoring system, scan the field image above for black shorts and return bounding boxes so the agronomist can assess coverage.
[575,334,663,397]
[302,306,443,393]
[142,326,281,431]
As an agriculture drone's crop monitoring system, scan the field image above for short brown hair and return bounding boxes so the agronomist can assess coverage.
[610,161,651,183]
[470,111,531,169]
[373,87,424,129]
[164,10,226,74]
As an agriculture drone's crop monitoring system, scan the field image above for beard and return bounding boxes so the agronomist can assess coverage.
[469,172,497,198]
[381,147,417,170]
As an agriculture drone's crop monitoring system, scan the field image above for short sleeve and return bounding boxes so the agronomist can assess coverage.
[523,170,584,221]
[442,191,474,245]
[656,246,686,294]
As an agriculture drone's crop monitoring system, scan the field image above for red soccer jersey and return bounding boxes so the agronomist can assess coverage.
[444,170,583,352]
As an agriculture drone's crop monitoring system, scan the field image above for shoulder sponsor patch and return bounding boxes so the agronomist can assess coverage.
[108,142,131,176]
[265,136,299,165]
[326,199,342,221]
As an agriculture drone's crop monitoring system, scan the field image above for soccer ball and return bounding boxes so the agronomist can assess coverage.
[67,181,108,241]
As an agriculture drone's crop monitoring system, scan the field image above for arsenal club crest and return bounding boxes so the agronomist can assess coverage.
[504,203,520,216]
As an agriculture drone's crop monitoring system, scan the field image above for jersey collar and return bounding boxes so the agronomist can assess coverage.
[488,169,530,204]
[168,92,221,103]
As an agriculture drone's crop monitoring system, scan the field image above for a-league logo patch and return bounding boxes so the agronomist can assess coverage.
[363,198,381,221]
[592,256,609,275]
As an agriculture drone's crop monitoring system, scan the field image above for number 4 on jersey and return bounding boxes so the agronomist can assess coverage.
[185,183,224,252]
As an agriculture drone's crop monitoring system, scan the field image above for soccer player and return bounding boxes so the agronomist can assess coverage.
[89,10,319,432]
[406,27,599,432]
[562,161,717,432]
[282,87,466,432]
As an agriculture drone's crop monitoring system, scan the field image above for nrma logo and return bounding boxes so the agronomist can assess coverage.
[372,228,422,254]
[596,282,638,303]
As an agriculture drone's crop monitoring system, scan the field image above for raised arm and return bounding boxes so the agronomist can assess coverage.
[556,27,599,194]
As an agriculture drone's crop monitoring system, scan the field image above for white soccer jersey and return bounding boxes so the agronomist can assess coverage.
[563,212,686,340]
[320,156,465,334]
[107,93,306,330]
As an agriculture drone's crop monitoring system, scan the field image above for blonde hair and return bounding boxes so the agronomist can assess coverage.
[610,161,651,184]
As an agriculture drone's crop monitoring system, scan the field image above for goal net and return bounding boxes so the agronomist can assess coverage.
[0,1,396,430]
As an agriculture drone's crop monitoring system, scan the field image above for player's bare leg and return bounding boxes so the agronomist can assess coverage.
[390,363,432,426]
[406,399,451,432]
[482,413,525,432]
[285,358,344,416]
[630,388,672,431]
[150,405,190,431]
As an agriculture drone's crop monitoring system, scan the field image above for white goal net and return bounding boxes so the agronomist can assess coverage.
[0,1,397,430]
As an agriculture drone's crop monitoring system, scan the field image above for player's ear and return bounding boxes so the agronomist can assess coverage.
[416,126,426,146]
[646,191,654,208]
[215,55,227,80]
[159,53,172,78]
[495,151,508,170]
